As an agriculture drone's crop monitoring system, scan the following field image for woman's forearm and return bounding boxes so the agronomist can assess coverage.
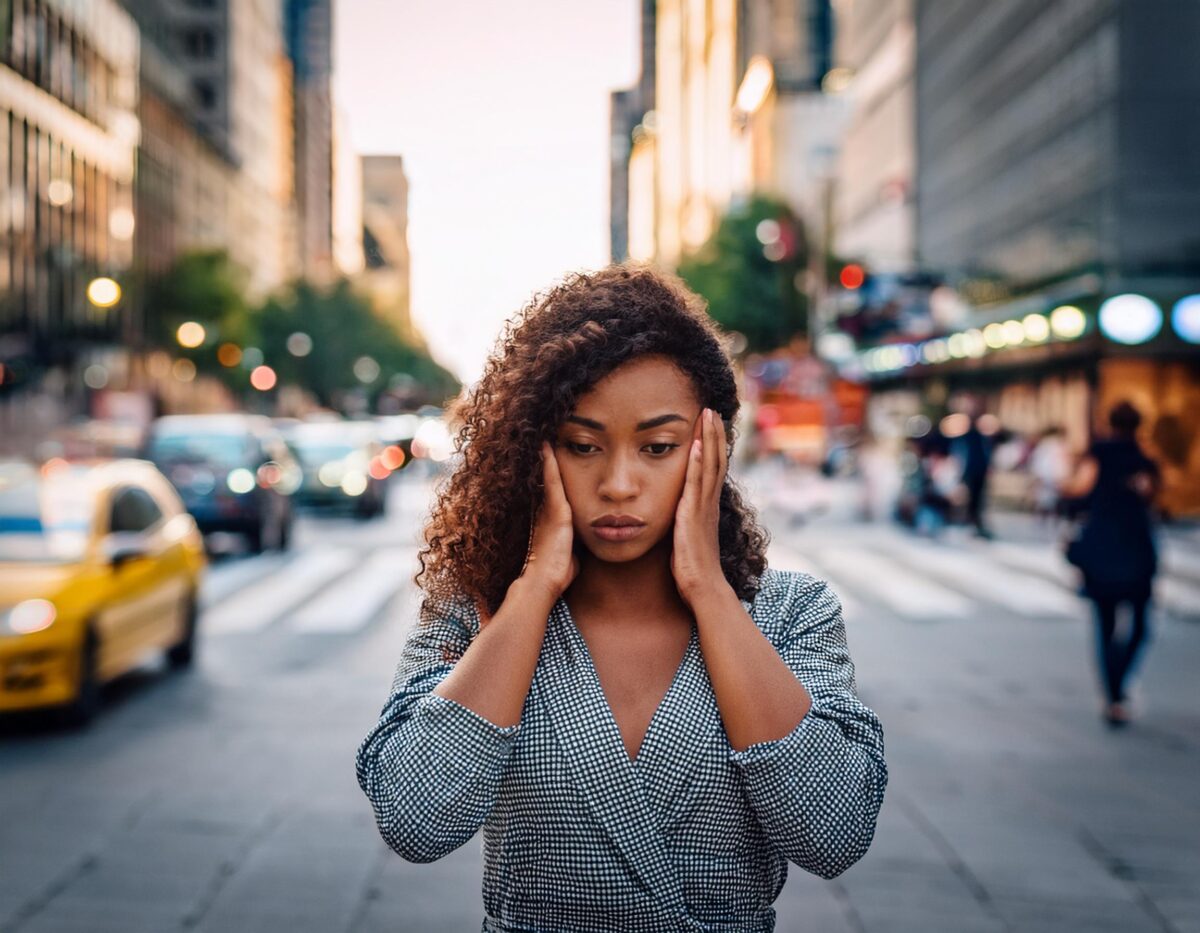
[690,581,813,751]
[431,576,558,728]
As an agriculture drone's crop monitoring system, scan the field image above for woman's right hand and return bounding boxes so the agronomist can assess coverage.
[520,442,579,600]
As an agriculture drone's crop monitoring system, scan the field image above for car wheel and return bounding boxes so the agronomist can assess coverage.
[61,626,101,729]
[166,593,198,669]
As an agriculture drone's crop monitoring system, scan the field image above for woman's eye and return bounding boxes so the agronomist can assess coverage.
[644,443,679,456]
[565,442,598,455]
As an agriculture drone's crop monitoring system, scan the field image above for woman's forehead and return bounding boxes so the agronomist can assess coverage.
[571,357,699,417]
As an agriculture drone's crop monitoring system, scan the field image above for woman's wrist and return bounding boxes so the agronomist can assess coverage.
[508,572,565,611]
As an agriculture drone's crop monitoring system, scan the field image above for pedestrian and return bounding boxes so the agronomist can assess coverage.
[952,404,995,538]
[1062,400,1160,727]
[1028,425,1070,523]
[356,265,887,931]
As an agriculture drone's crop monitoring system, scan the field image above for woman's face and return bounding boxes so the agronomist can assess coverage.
[555,355,702,563]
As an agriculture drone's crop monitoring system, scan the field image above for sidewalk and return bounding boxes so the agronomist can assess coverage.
[742,466,1200,932]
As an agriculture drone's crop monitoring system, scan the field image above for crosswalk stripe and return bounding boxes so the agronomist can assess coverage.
[767,543,866,623]
[203,548,358,635]
[806,546,973,621]
[890,537,1081,618]
[200,552,289,608]
[291,547,416,634]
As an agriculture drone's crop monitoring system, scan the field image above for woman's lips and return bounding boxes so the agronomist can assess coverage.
[592,523,647,542]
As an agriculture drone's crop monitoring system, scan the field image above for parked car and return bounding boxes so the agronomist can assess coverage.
[144,414,299,552]
[0,458,206,725]
[284,420,387,518]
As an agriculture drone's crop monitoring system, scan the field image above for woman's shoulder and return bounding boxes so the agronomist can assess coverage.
[750,567,844,636]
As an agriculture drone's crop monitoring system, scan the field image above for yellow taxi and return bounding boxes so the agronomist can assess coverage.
[0,458,206,725]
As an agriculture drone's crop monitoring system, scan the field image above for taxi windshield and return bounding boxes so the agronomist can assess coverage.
[0,463,94,562]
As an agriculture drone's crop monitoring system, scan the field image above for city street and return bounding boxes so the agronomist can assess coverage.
[2,469,1198,933]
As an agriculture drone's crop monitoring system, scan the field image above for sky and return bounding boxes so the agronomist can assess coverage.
[334,0,640,384]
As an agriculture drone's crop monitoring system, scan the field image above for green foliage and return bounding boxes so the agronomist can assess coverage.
[677,195,808,353]
[141,250,458,407]
[253,279,459,407]
[144,250,250,348]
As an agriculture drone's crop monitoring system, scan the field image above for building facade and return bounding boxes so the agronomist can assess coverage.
[845,0,1200,516]
[360,154,416,345]
[125,0,296,296]
[0,0,141,433]
[831,0,915,274]
[286,0,333,279]
[608,0,655,262]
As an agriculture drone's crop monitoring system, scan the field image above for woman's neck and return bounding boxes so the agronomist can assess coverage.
[568,538,689,623]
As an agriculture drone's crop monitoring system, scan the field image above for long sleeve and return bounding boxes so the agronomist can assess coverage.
[356,594,520,863]
[729,573,887,879]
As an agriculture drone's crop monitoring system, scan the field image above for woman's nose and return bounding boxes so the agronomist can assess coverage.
[597,454,638,501]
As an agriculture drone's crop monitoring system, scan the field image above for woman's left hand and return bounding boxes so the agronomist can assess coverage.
[672,408,729,607]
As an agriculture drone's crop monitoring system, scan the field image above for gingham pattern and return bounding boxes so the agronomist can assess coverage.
[357,569,887,932]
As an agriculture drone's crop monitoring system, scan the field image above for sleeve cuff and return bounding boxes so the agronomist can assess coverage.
[414,693,520,764]
[727,705,818,767]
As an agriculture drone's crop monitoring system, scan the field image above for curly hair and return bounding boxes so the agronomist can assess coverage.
[417,263,770,616]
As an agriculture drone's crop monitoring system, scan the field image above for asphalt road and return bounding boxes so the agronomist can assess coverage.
[1,468,1197,933]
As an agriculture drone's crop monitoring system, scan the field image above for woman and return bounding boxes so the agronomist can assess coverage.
[1062,401,1160,727]
[356,265,887,931]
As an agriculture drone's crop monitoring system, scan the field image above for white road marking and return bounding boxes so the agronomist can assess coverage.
[893,537,1082,618]
[202,548,357,635]
[806,545,973,621]
[291,547,416,634]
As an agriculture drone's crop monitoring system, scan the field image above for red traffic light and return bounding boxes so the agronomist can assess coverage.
[839,264,866,289]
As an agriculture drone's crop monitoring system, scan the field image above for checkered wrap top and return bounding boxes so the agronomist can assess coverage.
[357,569,887,932]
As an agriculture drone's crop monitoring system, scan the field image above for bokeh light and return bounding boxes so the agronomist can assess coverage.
[250,365,277,391]
[1049,305,1086,339]
[176,321,206,348]
[86,277,121,308]
[1170,294,1200,344]
[1099,294,1162,345]
[217,343,243,367]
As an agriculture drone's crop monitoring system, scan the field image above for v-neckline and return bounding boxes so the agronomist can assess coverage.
[558,598,697,767]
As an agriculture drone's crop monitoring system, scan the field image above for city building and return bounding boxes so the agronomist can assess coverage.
[843,0,1200,516]
[608,0,655,262]
[330,103,362,277]
[0,0,141,439]
[359,154,417,345]
[830,0,915,274]
[125,0,297,296]
[286,0,334,280]
[634,0,839,268]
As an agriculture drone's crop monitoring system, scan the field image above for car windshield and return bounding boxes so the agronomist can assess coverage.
[150,432,250,469]
[0,463,94,562]
[290,440,357,465]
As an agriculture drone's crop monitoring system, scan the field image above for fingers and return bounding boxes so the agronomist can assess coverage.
[700,408,727,502]
[540,442,571,518]
[682,426,703,512]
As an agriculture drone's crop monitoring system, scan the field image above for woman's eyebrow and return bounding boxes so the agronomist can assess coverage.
[564,413,688,431]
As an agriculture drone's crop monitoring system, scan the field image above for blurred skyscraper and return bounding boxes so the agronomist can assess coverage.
[609,0,655,262]
[625,0,837,267]
[832,0,915,275]
[286,0,334,280]
[360,154,417,346]
[124,0,297,297]
[0,0,141,436]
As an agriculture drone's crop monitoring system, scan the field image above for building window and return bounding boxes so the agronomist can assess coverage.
[193,78,217,109]
[184,27,217,59]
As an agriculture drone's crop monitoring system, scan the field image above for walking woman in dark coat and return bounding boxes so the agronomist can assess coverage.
[1062,401,1160,726]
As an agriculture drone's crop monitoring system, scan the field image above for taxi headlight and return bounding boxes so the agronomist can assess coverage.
[1,599,58,635]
